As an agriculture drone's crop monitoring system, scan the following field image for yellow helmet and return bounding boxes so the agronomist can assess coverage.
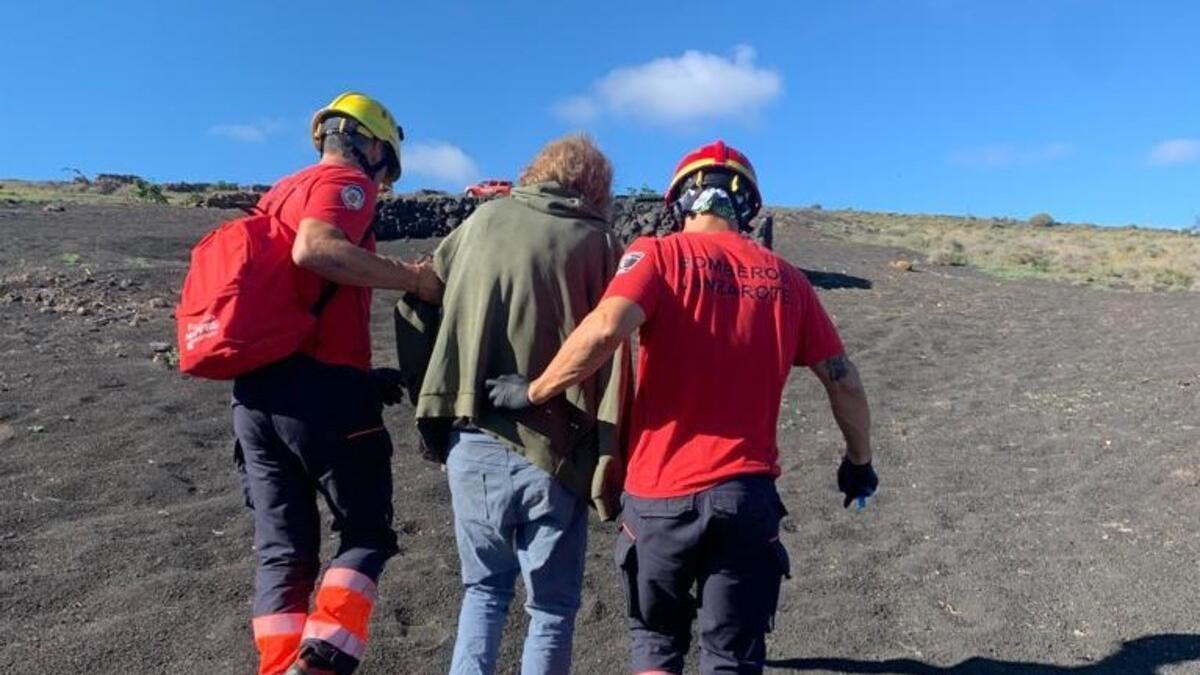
[311,91,404,183]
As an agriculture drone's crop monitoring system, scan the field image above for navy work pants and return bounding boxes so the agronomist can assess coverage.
[615,476,791,675]
[232,355,398,674]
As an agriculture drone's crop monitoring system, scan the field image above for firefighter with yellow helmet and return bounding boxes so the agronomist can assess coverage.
[232,92,439,675]
[311,92,404,185]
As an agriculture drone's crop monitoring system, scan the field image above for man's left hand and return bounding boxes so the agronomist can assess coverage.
[485,374,533,410]
[837,457,878,508]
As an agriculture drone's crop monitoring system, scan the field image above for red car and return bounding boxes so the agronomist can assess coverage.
[464,179,512,199]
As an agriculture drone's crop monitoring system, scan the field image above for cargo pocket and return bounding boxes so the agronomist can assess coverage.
[232,440,253,509]
[344,421,394,464]
[614,521,641,621]
[764,537,791,632]
[347,424,387,443]
[335,423,397,531]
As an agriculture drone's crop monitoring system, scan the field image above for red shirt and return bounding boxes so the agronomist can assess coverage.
[603,231,845,498]
[257,163,378,371]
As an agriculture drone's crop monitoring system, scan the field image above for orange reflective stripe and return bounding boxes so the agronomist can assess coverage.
[255,633,301,675]
[313,585,374,639]
[302,618,366,659]
[252,612,306,638]
[321,567,378,602]
[346,425,385,441]
[306,567,378,647]
[252,612,305,675]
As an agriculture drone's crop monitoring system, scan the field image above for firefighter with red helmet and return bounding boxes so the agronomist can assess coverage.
[487,140,877,674]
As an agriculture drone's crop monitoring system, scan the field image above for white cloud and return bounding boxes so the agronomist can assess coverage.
[404,142,480,185]
[950,142,1074,169]
[1147,139,1200,166]
[1035,142,1074,161]
[209,120,286,144]
[554,45,782,125]
[552,96,600,125]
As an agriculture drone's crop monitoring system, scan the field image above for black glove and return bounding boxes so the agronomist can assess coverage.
[370,368,406,406]
[837,457,878,508]
[485,374,533,410]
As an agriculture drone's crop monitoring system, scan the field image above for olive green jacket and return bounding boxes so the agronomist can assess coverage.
[393,182,630,520]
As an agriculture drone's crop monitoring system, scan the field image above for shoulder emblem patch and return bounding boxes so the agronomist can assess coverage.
[616,251,645,275]
[341,184,366,211]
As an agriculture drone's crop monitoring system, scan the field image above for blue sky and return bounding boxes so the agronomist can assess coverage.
[4,0,1200,227]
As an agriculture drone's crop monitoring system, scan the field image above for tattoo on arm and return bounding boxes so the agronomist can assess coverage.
[822,355,850,382]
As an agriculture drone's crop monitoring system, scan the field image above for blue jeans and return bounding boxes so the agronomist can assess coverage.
[446,431,588,675]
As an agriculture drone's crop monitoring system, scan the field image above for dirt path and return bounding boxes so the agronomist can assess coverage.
[1,204,1197,674]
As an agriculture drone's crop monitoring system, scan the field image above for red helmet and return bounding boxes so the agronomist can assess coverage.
[665,140,762,221]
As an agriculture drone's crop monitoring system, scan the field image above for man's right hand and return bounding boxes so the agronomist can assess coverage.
[407,255,444,304]
[837,457,878,508]
[293,218,445,300]
[370,368,406,406]
[485,374,533,410]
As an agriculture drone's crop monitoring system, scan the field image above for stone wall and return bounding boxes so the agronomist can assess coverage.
[165,182,271,194]
[375,193,683,242]
[200,191,774,248]
[374,192,774,248]
[199,192,261,210]
[93,173,143,185]
[373,191,479,239]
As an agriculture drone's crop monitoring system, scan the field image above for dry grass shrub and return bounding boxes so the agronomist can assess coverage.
[0,180,204,207]
[782,208,1198,291]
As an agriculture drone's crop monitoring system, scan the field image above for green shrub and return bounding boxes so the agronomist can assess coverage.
[132,179,168,205]
[64,168,89,185]
[1029,213,1056,227]
[1152,269,1194,290]
[1009,247,1053,272]
[181,193,205,207]
[928,239,968,266]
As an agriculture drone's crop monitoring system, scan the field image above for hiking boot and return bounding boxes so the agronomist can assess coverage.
[284,658,334,675]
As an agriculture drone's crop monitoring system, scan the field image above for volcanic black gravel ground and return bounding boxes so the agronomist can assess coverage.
[1,204,1198,674]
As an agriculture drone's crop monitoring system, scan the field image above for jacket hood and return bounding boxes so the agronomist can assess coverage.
[510,181,608,223]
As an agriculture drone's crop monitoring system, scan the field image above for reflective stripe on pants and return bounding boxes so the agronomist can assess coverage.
[232,355,399,674]
[304,566,378,660]
[252,612,306,675]
[303,621,366,660]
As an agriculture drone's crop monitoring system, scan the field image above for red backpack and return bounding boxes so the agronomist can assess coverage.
[175,182,360,379]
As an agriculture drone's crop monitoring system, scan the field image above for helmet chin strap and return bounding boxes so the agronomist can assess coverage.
[350,144,389,182]
[322,117,390,181]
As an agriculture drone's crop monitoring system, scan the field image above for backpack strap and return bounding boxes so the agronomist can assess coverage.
[258,174,375,318]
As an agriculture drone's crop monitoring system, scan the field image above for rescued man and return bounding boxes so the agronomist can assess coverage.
[232,92,441,675]
[487,140,878,674]
[405,134,629,675]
